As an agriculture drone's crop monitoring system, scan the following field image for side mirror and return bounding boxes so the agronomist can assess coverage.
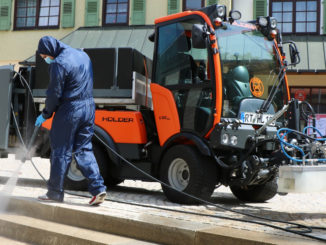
[192,24,207,49]
[148,32,155,42]
[283,41,300,66]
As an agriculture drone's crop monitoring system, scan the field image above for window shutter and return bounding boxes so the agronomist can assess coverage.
[132,0,145,25]
[207,0,218,6]
[0,0,11,31]
[61,0,75,28]
[253,0,267,19]
[168,0,179,15]
[85,0,99,26]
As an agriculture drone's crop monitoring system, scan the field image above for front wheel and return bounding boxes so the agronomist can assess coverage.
[160,145,217,204]
[230,178,278,203]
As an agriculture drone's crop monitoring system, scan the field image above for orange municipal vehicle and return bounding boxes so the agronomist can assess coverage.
[3,4,313,204]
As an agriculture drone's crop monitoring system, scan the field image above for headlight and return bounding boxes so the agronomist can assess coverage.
[229,10,241,20]
[258,17,268,27]
[222,133,229,144]
[269,17,277,29]
[230,136,238,146]
[217,6,226,19]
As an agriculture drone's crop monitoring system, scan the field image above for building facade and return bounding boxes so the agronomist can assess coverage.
[1,0,324,113]
[0,0,230,66]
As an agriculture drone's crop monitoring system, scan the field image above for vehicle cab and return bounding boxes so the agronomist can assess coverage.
[151,4,295,149]
[151,5,300,203]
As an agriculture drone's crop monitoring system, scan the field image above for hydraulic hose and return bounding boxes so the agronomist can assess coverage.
[303,126,326,141]
[277,128,305,163]
[277,127,326,163]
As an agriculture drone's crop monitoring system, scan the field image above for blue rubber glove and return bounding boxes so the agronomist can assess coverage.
[35,114,46,126]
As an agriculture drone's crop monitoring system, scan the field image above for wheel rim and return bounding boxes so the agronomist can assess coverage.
[168,158,190,191]
[67,158,85,182]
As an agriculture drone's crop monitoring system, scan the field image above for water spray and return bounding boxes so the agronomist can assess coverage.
[22,126,41,163]
[0,108,41,213]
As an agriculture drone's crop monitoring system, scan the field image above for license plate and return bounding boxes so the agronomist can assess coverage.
[240,112,275,125]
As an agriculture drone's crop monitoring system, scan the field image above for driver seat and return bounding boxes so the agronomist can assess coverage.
[226,66,252,103]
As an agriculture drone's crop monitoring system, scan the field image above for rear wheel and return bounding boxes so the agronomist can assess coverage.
[160,145,217,204]
[64,156,88,190]
[93,143,123,187]
[230,178,278,203]
[64,142,123,190]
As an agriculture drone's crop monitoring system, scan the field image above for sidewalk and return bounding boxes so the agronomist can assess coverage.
[0,154,325,244]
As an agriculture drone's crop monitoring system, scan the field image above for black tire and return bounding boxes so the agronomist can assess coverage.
[64,143,122,190]
[64,156,88,191]
[93,143,123,187]
[230,178,278,203]
[160,145,217,204]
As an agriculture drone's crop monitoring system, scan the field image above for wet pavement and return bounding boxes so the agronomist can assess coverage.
[0,154,326,244]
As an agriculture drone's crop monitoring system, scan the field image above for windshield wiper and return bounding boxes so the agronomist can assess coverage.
[259,65,286,113]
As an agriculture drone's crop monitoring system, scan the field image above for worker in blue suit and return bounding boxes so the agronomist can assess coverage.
[35,36,107,206]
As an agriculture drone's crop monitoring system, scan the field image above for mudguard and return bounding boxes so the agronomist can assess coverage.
[151,132,212,175]
[163,132,212,157]
[93,125,120,166]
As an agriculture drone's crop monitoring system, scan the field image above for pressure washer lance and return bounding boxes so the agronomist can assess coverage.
[21,125,40,163]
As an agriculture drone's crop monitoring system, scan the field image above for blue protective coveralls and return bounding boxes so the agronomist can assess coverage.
[38,36,106,201]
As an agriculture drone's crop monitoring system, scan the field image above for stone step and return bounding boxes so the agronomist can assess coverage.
[0,236,32,245]
[5,196,322,245]
[7,197,200,245]
[0,213,158,245]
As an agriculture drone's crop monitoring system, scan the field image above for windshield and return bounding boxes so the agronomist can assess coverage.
[216,22,288,118]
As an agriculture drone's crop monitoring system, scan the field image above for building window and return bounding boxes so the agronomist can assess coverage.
[103,0,129,25]
[15,0,60,30]
[183,0,204,11]
[270,0,320,34]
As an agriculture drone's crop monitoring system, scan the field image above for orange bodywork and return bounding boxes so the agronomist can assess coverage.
[150,83,181,146]
[41,110,148,144]
[274,39,291,101]
[156,10,223,138]
[94,110,147,144]
[207,30,223,137]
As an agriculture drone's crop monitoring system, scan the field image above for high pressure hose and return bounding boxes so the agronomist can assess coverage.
[9,69,326,242]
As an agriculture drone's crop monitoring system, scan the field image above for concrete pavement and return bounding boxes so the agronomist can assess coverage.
[0,154,325,244]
